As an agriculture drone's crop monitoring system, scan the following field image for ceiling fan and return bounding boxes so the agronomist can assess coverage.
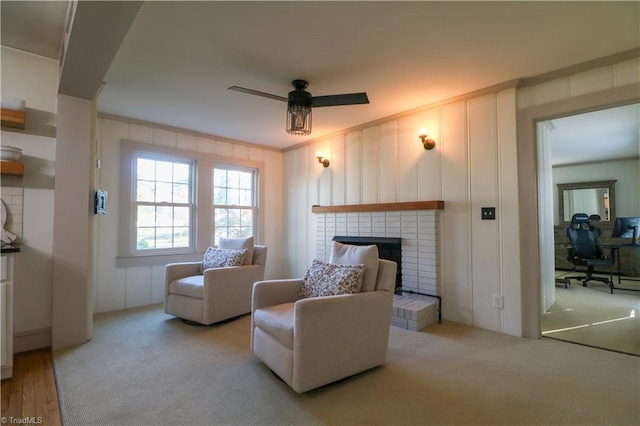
[228,79,369,136]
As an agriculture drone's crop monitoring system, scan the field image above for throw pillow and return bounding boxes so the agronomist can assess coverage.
[300,259,365,298]
[329,242,379,292]
[219,236,254,265]
[201,247,247,271]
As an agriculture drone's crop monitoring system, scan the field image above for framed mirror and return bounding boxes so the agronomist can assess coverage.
[558,180,616,223]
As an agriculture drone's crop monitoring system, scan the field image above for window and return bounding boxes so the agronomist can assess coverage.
[119,140,264,267]
[213,166,257,244]
[133,155,194,252]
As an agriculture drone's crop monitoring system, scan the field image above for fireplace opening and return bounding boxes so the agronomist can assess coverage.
[332,236,402,294]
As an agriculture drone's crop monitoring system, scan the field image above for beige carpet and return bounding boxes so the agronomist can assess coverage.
[54,304,640,426]
[543,275,640,356]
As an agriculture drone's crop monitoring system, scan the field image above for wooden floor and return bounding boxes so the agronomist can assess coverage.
[1,349,62,426]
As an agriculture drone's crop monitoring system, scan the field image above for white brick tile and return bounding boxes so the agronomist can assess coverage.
[0,187,22,196]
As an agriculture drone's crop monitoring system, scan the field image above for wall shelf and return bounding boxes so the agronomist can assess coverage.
[0,161,24,177]
[1,108,25,130]
[312,201,444,214]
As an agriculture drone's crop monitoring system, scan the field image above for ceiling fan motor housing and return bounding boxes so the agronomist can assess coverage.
[288,79,312,108]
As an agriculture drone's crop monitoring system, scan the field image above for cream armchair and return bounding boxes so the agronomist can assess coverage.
[251,258,397,393]
[165,245,267,325]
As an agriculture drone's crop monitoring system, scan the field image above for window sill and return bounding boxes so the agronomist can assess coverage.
[116,252,204,268]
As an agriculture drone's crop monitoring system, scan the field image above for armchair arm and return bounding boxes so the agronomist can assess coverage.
[165,261,202,297]
[251,279,303,313]
[202,264,266,322]
[292,291,393,393]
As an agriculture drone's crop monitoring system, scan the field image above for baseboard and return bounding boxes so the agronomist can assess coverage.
[14,328,52,353]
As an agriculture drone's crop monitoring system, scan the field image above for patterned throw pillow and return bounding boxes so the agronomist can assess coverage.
[201,247,247,272]
[300,259,365,298]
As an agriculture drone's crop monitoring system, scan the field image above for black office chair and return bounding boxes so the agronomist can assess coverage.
[564,213,615,293]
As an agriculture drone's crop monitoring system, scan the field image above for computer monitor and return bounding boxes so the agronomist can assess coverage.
[611,217,640,245]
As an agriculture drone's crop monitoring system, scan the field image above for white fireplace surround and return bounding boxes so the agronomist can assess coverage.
[315,209,441,296]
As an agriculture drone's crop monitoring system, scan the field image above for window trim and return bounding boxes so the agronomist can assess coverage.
[117,140,265,268]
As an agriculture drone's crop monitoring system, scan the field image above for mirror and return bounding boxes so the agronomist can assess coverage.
[558,180,616,223]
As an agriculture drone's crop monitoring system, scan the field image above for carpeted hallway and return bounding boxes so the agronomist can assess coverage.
[53,304,640,425]
[543,273,640,356]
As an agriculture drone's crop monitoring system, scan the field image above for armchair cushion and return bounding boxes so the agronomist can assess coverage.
[300,259,364,298]
[219,236,254,265]
[169,275,204,298]
[329,242,379,292]
[202,247,247,270]
[253,302,295,349]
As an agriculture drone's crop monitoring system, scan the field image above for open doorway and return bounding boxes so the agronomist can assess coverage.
[537,104,640,356]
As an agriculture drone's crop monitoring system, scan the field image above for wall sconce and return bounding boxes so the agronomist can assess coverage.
[316,151,330,168]
[418,129,436,150]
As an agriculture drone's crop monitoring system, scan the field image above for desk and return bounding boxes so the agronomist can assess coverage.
[608,243,640,291]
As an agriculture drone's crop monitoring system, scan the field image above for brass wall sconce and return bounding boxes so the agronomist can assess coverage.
[316,152,330,168]
[419,129,436,150]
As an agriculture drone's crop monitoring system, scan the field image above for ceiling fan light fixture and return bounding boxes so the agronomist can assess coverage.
[229,78,368,137]
[286,103,312,136]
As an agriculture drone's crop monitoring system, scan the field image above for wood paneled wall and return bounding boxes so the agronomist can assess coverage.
[94,118,284,313]
[283,88,521,335]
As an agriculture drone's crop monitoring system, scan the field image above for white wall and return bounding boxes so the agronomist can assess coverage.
[1,47,57,351]
[283,88,522,336]
[93,117,284,313]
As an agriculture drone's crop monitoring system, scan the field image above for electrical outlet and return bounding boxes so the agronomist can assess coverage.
[493,294,504,309]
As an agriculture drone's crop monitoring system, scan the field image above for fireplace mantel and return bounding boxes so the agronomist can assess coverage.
[311,201,444,214]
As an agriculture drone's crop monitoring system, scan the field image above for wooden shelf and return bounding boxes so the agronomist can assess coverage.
[1,108,25,130]
[312,201,444,214]
[0,161,24,176]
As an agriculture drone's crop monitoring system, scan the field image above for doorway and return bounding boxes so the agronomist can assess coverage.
[537,104,640,355]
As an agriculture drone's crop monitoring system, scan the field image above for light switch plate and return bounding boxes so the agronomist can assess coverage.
[481,207,496,220]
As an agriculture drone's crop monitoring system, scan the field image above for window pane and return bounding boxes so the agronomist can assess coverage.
[156,206,173,226]
[137,206,156,227]
[240,209,253,226]
[228,170,240,188]
[136,181,155,202]
[227,209,240,226]
[156,161,173,182]
[174,163,190,183]
[239,172,252,190]
[173,228,190,247]
[155,182,173,203]
[137,227,155,250]
[215,208,227,226]
[156,227,173,248]
[239,189,252,206]
[137,159,155,181]
[227,188,239,205]
[173,183,190,203]
[214,169,227,187]
[174,207,190,227]
[213,187,227,205]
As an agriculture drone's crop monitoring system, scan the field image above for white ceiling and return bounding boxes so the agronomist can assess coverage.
[1,1,639,163]
[546,103,639,167]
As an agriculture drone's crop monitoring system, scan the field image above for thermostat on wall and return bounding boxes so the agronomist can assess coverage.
[94,189,108,215]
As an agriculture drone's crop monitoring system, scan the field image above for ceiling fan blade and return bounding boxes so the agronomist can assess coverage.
[311,92,369,108]
[228,86,288,102]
